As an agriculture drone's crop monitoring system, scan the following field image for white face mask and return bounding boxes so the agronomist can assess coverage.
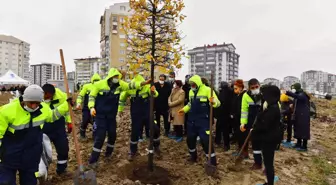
[44,99,51,103]
[159,80,164,84]
[191,87,197,91]
[24,105,39,113]
[169,77,174,82]
[291,89,296,93]
[251,88,260,95]
[112,78,119,83]
[173,84,177,88]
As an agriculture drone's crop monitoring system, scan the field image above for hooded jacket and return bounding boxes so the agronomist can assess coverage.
[252,85,282,143]
[77,73,101,109]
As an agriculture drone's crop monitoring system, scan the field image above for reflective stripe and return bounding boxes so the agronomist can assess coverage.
[148,150,154,153]
[9,120,44,131]
[89,96,95,101]
[35,172,39,177]
[57,160,67,164]
[100,90,111,94]
[153,138,160,142]
[206,153,216,157]
[241,115,248,118]
[253,150,262,154]
[241,112,248,115]
[106,144,114,148]
[77,95,82,99]
[52,109,62,121]
[130,141,138,144]
[129,82,136,89]
[189,148,196,152]
[93,147,102,152]
[248,102,255,105]
[119,101,126,106]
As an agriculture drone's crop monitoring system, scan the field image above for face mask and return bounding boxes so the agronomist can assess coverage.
[169,78,174,82]
[24,105,39,113]
[159,80,164,84]
[44,99,51,103]
[112,78,119,83]
[191,87,197,91]
[251,88,260,95]
[291,89,296,93]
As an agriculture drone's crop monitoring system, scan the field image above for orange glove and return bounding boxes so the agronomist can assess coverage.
[150,85,156,93]
[209,97,215,105]
[240,124,246,132]
[67,123,73,133]
[90,108,96,117]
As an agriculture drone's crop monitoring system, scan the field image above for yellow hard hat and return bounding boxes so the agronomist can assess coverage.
[280,93,289,102]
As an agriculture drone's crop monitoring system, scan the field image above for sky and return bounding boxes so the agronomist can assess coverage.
[0,0,335,81]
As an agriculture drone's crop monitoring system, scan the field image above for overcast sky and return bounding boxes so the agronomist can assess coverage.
[0,0,335,81]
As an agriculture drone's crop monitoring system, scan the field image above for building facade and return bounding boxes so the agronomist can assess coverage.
[74,57,103,84]
[30,63,63,87]
[282,76,300,90]
[188,43,240,89]
[67,71,75,80]
[263,78,281,88]
[0,35,30,80]
[301,70,336,94]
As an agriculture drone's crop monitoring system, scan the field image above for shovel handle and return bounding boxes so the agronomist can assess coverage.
[59,49,84,168]
[208,72,214,159]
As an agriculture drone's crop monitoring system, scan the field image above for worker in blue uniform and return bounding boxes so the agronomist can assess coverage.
[88,68,150,168]
[118,74,158,161]
[76,73,101,140]
[178,75,220,166]
[42,84,72,175]
[0,85,70,185]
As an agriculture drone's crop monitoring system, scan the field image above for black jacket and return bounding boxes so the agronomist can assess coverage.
[252,85,282,143]
[216,83,233,121]
[182,83,191,105]
[230,90,246,127]
[154,82,172,112]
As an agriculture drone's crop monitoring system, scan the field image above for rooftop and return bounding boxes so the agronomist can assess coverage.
[31,63,61,66]
[0,34,28,44]
[74,57,101,61]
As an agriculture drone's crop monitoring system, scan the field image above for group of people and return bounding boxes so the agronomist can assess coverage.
[0,66,312,185]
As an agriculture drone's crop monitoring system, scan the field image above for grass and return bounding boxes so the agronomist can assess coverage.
[308,157,336,185]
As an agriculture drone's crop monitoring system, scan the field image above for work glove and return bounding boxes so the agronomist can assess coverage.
[76,103,81,110]
[240,124,246,132]
[178,109,185,116]
[66,97,74,107]
[67,123,73,133]
[209,97,216,106]
[90,108,96,117]
[150,86,156,94]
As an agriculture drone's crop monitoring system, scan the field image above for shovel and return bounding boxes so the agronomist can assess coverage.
[59,49,97,185]
[204,72,216,176]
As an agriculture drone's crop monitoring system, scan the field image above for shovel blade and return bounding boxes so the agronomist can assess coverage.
[204,163,216,176]
[73,169,97,185]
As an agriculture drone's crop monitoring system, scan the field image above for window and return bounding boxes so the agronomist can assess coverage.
[120,50,125,55]
[119,58,125,62]
[120,17,124,23]
[112,25,117,30]
[120,43,126,47]
[120,6,126,11]
[112,16,118,22]
[119,34,126,39]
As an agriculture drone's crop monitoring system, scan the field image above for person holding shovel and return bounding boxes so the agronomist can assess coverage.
[0,85,71,185]
[42,84,72,176]
[76,73,101,140]
[118,74,158,161]
[87,68,150,168]
[253,85,281,185]
[178,75,220,166]
[240,78,263,170]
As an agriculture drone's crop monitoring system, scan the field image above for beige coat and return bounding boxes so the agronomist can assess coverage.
[168,88,185,125]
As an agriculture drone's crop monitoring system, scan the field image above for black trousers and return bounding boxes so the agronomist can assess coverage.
[286,120,293,142]
[262,142,277,185]
[215,119,230,147]
[174,125,183,137]
[155,110,170,135]
[184,113,188,135]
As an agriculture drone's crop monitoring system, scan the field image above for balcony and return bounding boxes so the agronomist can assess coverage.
[112,30,118,34]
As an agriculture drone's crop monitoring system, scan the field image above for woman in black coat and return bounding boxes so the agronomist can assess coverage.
[252,85,281,185]
[285,83,310,151]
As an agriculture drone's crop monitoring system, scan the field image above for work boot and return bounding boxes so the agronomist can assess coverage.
[128,152,137,162]
[250,163,262,170]
[79,135,87,142]
[57,171,73,179]
[186,157,197,164]
[88,163,98,170]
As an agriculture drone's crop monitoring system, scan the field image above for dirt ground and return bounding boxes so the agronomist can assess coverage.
[1,93,335,185]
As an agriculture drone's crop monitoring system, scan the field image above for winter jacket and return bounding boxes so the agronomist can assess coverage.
[168,87,185,125]
[182,83,191,105]
[76,73,101,109]
[217,83,233,121]
[252,85,282,143]
[154,82,172,112]
[230,90,246,128]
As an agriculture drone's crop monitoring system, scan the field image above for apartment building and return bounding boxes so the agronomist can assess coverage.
[30,63,63,86]
[67,71,75,80]
[74,57,103,84]
[263,78,281,88]
[301,70,336,94]
[188,43,240,89]
[0,34,30,80]
[282,76,300,90]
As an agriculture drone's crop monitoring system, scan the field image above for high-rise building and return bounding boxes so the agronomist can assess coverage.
[30,63,64,86]
[74,57,103,84]
[188,43,240,89]
[282,76,300,90]
[0,34,30,80]
[301,70,336,94]
[67,71,75,80]
[263,78,281,88]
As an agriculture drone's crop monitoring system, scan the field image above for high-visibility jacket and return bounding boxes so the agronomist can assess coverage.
[88,68,142,117]
[118,74,158,113]
[182,75,220,122]
[0,98,69,170]
[77,73,101,109]
[43,88,71,133]
[240,92,261,128]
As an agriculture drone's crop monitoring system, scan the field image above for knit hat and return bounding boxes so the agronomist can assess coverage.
[234,79,244,89]
[292,83,302,90]
[22,85,44,102]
